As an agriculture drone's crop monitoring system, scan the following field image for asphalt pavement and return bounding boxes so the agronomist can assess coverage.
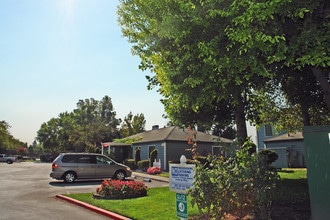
[0,162,170,220]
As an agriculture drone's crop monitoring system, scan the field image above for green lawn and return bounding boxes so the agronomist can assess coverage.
[64,168,310,219]
[278,168,307,179]
[65,187,200,220]
[272,168,310,219]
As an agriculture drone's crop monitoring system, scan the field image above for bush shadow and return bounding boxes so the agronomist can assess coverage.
[49,179,103,187]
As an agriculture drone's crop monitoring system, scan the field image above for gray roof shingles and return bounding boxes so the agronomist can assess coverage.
[263,132,303,143]
[128,126,232,144]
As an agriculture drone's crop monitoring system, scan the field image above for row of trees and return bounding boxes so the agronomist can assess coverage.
[0,95,147,156]
[36,95,146,155]
[117,0,330,145]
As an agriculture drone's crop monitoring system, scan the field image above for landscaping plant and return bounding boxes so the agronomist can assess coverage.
[147,166,162,175]
[95,179,148,199]
[188,140,279,219]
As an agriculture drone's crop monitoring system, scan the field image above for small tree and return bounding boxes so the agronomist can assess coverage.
[135,147,141,167]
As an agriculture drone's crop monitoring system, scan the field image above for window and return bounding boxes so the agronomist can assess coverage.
[265,124,273,136]
[77,155,92,163]
[96,155,112,165]
[212,146,221,155]
[213,146,227,157]
[62,155,77,163]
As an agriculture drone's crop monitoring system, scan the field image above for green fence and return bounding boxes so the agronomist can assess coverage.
[303,125,330,219]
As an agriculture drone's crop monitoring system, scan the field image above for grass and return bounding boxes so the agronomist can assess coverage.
[272,168,310,219]
[64,168,310,219]
[65,187,200,220]
[278,168,307,179]
[157,172,169,178]
[277,168,309,199]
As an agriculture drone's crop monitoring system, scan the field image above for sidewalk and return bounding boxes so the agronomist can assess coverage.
[132,172,169,183]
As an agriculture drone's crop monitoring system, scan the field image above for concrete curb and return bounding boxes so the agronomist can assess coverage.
[55,194,131,220]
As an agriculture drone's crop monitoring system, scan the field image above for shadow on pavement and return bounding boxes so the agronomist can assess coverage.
[49,179,103,187]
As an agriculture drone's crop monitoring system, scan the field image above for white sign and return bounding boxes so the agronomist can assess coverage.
[169,163,195,193]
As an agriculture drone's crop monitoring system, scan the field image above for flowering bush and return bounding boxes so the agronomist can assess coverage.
[147,166,161,175]
[95,179,148,199]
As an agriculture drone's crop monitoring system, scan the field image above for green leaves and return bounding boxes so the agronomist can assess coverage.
[118,0,330,135]
[189,141,279,218]
[37,95,121,153]
[0,121,25,152]
[119,112,146,137]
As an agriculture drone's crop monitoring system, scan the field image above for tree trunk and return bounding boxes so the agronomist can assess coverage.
[234,94,248,147]
[301,102,311,126]
[311,67,330,110]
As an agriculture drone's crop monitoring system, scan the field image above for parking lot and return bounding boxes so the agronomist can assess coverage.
[0,162,168,220]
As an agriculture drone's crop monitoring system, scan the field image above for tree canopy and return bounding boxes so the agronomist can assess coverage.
[119,111,146,137]
[0,121,26,154]
[118,0,329,142]
[37,95,122,154]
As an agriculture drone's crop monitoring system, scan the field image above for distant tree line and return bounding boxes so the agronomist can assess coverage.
[35,95,146,156]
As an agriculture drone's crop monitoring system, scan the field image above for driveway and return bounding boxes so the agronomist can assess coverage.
[0,162,168,220]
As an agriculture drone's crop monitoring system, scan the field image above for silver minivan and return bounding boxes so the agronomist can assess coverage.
[50,153,132,183]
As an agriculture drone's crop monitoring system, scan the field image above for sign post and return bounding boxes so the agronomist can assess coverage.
[169,155,195,220]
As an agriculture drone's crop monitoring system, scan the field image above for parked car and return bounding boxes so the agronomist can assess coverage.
[50,153,132,183]
[0,154,17,164]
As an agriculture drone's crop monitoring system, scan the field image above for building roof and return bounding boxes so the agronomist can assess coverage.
[128,126,233,144]
[101,142,131,147]
[263,132,303,143]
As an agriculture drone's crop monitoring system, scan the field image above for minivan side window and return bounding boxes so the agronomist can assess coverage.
[96,155,113,165]
[61,155,77,163]
[77,155,92,164]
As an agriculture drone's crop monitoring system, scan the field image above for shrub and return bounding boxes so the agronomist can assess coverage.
[189,143,279,219]
[168,158,197,165]
[125,159,136,170]
[194,156,207,164]
[147,166,161,175]
[137,159,149,171]
[258,149,279,164]
[95,179,148,199]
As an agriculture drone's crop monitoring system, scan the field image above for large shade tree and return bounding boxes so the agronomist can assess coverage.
[118,0,281,145]
[118,0,329,143]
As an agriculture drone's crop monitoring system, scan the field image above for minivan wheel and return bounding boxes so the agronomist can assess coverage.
[63,172,76,183]
[6,160,13,164]
[114,171,126,180]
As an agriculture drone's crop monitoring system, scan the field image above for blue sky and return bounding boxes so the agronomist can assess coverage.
[0,0,168,145]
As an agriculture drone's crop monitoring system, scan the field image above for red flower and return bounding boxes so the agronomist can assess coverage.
[95,179,148,199]
[147,166,162,175]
